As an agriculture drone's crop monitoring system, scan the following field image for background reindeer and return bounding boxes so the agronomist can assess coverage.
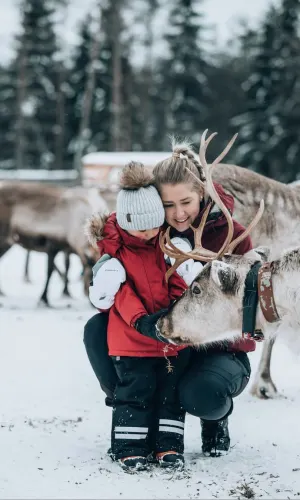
[0,182,107,306]
[21,186,109,297]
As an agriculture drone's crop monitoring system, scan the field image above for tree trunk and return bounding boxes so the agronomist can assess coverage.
[15,47,27,170]
[54,63,66,170]
[111,0,123,151]
[73,4,103,182]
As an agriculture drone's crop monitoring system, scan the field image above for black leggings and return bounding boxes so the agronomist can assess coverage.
[83,313,251,421]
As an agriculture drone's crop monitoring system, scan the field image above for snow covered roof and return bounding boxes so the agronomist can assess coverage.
[0,169,78,181]
[82,151,171,167]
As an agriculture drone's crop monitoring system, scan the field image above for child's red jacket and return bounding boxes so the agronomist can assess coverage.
[97,214,188,357]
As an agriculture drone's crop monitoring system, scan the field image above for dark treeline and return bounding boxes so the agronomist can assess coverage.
[0,0,300,181]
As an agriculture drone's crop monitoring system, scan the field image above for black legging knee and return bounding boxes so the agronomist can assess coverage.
[178,350,251,421]
[83,312,118,403]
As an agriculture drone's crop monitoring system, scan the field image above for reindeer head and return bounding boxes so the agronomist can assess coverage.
[158,130,266,347]
[158,248,269,346]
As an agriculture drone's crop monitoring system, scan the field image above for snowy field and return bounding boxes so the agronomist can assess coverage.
[1,246,300,499]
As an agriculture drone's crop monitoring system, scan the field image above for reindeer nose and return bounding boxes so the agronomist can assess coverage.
[157,315,170,338]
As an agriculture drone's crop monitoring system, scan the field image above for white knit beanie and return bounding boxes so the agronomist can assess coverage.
[116,161,165,231]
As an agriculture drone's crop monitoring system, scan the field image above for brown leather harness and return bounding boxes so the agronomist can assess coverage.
[242,261,280,341]
[257,262,280,323]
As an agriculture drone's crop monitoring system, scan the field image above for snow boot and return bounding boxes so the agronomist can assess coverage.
[119,456,148,471]
[201,418,230,457]
[156,451,184,469]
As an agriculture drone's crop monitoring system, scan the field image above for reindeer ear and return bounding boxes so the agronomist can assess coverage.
[244,246,270,263]
[211,260,238,293]
[252,246,270,262]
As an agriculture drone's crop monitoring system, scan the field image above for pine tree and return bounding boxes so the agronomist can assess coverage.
[14,0,59,169]
[68,8,113,156]
[67,14,95,157]
[232,6,281,178]
[232,1,300,181]
[68,0,134,157]
[163,0,211,143]
[273,0,300,181]
[0,64,17,168]
[125,0,162,151]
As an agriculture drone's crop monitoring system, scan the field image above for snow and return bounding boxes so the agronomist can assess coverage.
[1,245,300,499]
[82,151,171,167]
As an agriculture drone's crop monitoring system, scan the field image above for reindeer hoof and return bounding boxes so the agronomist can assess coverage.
[250,378,279,399]
[37,299,51,308]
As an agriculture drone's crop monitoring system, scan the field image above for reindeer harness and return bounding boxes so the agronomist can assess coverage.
[242,261,280,341]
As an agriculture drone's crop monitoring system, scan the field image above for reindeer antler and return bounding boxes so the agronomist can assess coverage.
[160,129,265,281]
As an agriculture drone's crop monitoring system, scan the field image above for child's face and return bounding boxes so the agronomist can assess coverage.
[127,227,160,241]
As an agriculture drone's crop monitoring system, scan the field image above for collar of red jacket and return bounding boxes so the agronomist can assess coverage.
[193,182,234,228]
[97,213,159,256]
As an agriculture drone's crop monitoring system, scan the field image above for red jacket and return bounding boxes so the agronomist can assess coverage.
[97,214,188,357]
[167,182,256,353]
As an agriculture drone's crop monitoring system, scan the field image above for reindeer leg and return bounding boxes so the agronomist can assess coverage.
[53,262,65,280]
[39,249,59,307]
[62,251,71,298]
[250,337,279,399]
[24,250,31,283]
[0,244,12,295]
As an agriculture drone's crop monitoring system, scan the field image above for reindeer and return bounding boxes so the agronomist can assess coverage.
[23,249,72,296]
[158,131,300,399]
[20,186,108,297]
[158,243,300,357]
[211,160,300,399]
[0,182,107,305]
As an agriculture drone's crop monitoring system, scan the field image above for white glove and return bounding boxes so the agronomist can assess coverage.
[182,261,203,286]
[164,237,194,276]
[89,258,126,309]
[164,237,203,285]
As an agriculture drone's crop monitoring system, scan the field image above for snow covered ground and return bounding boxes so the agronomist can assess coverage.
[1,246,300,499]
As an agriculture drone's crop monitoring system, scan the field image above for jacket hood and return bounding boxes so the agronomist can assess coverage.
[85,213,110,248]
[86,212,158,257]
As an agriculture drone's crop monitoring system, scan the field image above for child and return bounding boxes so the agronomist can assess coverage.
[90,162,190,471]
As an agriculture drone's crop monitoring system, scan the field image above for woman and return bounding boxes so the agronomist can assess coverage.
[84,137,254,458]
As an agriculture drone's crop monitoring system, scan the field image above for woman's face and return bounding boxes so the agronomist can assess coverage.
[160,183,202,232]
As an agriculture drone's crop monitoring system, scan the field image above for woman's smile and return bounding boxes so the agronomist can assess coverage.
[160,182,202,233]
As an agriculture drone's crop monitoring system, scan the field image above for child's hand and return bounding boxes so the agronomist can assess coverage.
[89,258,126,309]
[134,309,170,343]
[164,237,203,285]
[182,261,203,286]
